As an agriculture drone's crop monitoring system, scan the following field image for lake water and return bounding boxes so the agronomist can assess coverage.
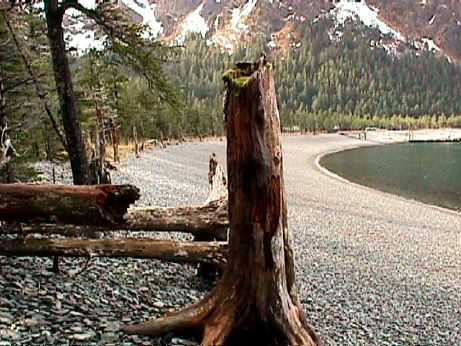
[320,143,461,211]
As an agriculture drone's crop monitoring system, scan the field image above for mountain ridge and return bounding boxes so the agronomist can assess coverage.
[115,0,461,62]
[62,1,461,64]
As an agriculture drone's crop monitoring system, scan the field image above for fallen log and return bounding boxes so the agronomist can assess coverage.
[1,199,228,237]
[0,239,227,266]
[1,211,228,236]
[0,186,227,236]
[0,223,102,238]
[125,199,228,235]
[0,184,140,226]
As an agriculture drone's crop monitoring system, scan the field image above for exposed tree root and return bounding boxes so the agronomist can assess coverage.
[122,292,217,337]
[123,277,320,346]
[122,60,322,346]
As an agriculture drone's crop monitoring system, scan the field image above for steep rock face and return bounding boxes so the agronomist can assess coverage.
[64,0,460,62]
[368,0,461,61]
[149,0,459,60]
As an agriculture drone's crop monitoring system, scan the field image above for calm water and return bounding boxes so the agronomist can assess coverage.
[321,143,461,211]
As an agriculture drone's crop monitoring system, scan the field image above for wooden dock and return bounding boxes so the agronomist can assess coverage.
[409,138,461,143]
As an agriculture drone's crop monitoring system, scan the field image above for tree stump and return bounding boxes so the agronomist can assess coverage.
[122,61,321,345]
[195,153,228,279]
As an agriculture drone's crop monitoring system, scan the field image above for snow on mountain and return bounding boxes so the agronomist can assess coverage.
[414,37,441,52]
[208,0,260,52]
[177,3,209,44]
[120,0,163,38]
[65,8,104,54]
[331,0,405,41]
[231,0,258,33]
[61,0,460,61]
[78,0,97,10]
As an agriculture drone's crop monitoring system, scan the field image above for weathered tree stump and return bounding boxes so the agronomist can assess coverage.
[195,153,228,279]
[122,61,321,345]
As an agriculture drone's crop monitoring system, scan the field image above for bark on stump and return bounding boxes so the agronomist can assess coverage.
[122,61,321,345]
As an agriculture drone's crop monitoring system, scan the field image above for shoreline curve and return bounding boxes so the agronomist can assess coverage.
[314,139,461,217]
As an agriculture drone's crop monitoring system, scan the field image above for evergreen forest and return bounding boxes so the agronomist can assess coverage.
[2,11,461,181]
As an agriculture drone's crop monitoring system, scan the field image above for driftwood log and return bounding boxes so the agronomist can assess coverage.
[0,157,228,237]
[0,224,101,238]
[1,202,228,237]
[125,199,227,236]
[123,61,321,345]
[0,239,227,266]
[0,158,228,267]
[0,184,139,226]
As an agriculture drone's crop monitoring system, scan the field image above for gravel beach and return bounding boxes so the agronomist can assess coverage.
[1,132,460,345]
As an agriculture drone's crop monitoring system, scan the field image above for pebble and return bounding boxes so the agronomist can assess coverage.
[71,333,93,341]
[0,136,458,345]
[153,301,165,308]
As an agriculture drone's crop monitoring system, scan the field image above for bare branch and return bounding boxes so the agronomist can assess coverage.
[4,73,46,92]
[1,11,68,150]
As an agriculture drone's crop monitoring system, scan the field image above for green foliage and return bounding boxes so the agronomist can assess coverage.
[3,4,461,179]
[172,20,461,134]
[0,10,60,181]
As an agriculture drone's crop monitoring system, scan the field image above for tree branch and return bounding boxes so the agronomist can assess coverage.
[4,73,46,93]
[1,11,68,150]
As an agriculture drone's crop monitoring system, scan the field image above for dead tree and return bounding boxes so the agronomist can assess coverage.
[0,33,18,172]
[0,184,139,226]
[0,65,13,168]
[126,199,228,234]
[1,201,228,236]
[195,153,228,278]
[122,61,321,345]
[0,239,227,267]
[0,183,227,266]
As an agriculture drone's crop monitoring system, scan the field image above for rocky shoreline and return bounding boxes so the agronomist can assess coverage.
[1,132,460,345]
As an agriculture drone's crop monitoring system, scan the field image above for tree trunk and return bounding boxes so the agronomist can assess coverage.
[0,184,139,226]
[0,64,16,172]
[45,4,90,185]
[123,61,321,345]
[0,64,9,168]
[110,122,120,163]
[132,124,139,158]
[0,239,226,266]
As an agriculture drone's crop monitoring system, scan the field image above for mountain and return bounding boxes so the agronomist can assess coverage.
[60,1,461,136]
[67,0,460,62]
